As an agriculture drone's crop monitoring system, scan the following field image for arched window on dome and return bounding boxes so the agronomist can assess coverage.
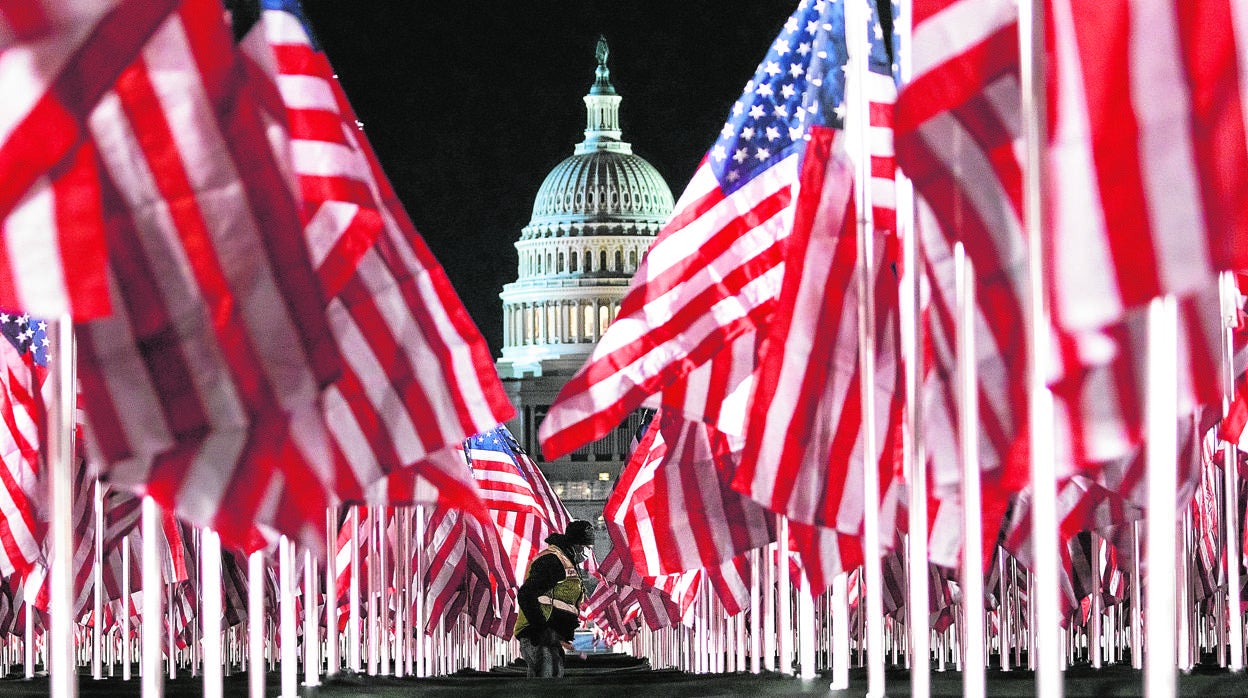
[599,251,607,273]
[557,252,565,274]
[536,254,542,275]
[614,249,622,271]
[629,249,637,271]
[569,252,578,272]
[584,250,592,272]
[547,252,553,275]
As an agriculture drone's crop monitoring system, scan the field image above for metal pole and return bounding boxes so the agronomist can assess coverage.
[845,1,885,695]
[303,549,320,686]
[1144,297,1179,697]
[777,516,792,675]
[279,537,297,698]
[831,572,850,689]
[1019,0,1062,695]
[142,497,163,697]
[326,506,339,676]
[123,538,132,681]
[798,572,816,679]
[93,480,105,681]
[202,529,223,698]
[1221,271,1245,671]
[763,542,776,671]
[413,505,426,677]
[349,506,362,673]
[248,551,264,698]
[750,547,761,674]
[47,316,76,698]
[955,244,986,698]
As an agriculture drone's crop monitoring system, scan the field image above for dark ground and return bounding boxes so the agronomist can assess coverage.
[3,654,1247,696]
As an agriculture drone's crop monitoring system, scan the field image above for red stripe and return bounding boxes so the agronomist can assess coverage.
[1176,0,1248,271]
[181,0,339,386]
[1066,1,1160,306]
[286,108,352,146]
[0,0,178,218]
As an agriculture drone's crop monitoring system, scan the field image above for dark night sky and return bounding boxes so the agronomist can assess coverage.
[298,1,794,357]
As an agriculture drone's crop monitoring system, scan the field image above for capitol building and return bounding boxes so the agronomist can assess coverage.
[496,40,673,528]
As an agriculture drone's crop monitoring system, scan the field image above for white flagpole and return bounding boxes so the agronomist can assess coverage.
[845,1,885,695]
[378,507,390,676]
[1145,296,1179,698]
[141,497,163,698]
[367,506,379,676]
[798,572,816,679]
[1090,532,1103,669]
[763,541,776,671]
[777,515,792,676]
[1220,270,1245,671]
[93,480,105,681]
[202,529,223,698]
[123,538,132,681]
[47,316,76,698]
[303,548,320,686]
[325,506,339,677]
[831,572,850,690]
[750,547,761,674]
[1131,522,1144,670]
[954,243,986,698]
[25,596,34,679]
[349,506,362,673]
[413,505,425,677]
[247,550,264,698]
[1019,0,1062,695]
[279,536,297,698]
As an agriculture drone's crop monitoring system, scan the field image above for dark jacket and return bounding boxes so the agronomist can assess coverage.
[515,543,583,643]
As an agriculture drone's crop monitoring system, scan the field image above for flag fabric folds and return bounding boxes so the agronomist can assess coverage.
[0,312,47,579]
[541,0,902,589]
[10,0,515,552]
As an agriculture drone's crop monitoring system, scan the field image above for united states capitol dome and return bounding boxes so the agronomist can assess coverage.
[498,37,673,378]
[527,146,674,235]
[523,45,673,238]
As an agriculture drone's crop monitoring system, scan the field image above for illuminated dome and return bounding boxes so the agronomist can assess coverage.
[527,148,673,234]
[498,37,673,378]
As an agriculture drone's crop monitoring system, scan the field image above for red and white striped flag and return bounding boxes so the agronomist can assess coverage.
[464,425,570,584]
[71,0,345,551]
[615,409,773,577]
[240,0,514,501]
[0,0,186,320]
[0,313,46,579]
[1047,0,1248,332]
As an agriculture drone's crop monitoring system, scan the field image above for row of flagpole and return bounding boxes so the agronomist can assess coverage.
[12,471,1248,698]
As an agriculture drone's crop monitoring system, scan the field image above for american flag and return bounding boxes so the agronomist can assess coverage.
[0,311,47,579]
[69,0,345,551]
[239,0,514,506]
[0,0,179,321]
[1046,0,1248,333]
[616,409,773,577]
[728,0,903,540]
[420,503,517,638]
[464,425,570,584]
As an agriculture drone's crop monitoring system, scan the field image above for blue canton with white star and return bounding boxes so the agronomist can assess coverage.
[465,426,527,475]
[709,0,894,195]
[0,311,49,367]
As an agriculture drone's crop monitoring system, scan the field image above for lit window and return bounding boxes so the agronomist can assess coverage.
[598,472,610,481]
